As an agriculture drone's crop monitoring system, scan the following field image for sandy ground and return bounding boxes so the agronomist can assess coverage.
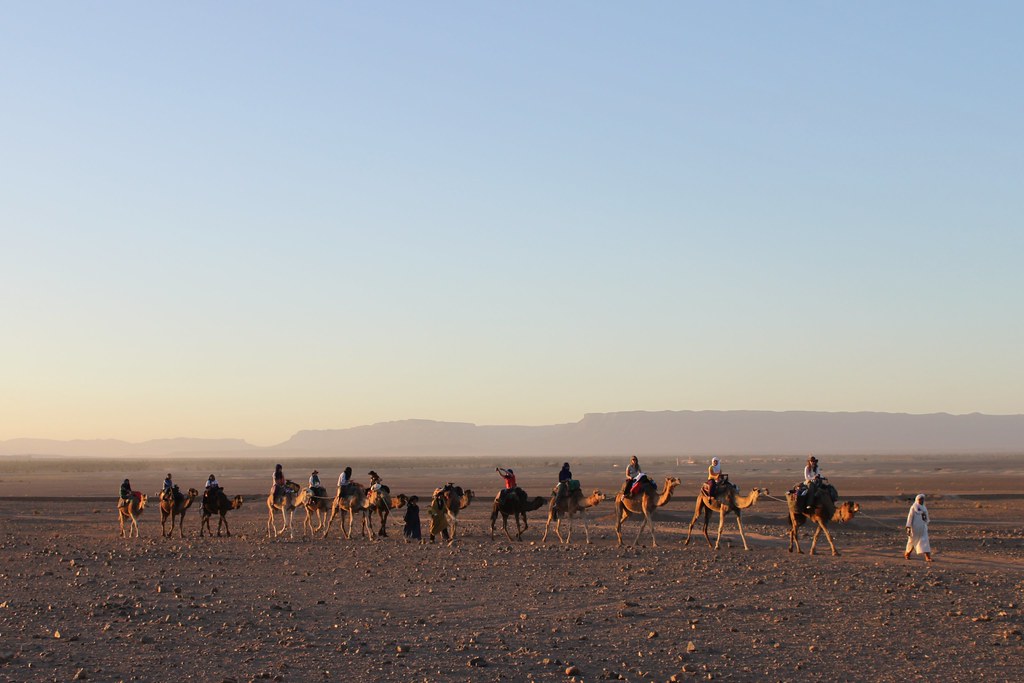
[1,454,1022,682]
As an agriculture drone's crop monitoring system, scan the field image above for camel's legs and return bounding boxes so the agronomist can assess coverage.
[614,504,625,546]
[564,516,573,544]
[632,515,646,545]
[810,522,838,555]
[685,499,709,547]
[581,514,592,544]
[714,510,726,550]
[735,514,749,551]
[219,513,229,537]
[789,520,803,554]
[541,513,554,543]
[447,513,458,542]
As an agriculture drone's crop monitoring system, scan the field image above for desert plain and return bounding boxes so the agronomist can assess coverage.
[1,453,1022,682]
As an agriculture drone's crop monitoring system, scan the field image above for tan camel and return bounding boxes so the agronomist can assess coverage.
[685,485,766,550]
[490,489,547,542]
[614,476,682,547]
[322,483,372,540]
[442,486,474,542]
[266,480,301,538]
[296,487,333,536]
[117,494,147,538]
[541,488,607,544]
[787,488,860,556]
[159,488,198,538]
[365,487,408,538]
[199,489,243,537]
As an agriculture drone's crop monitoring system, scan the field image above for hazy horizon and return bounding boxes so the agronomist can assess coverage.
[3,4,1022,445]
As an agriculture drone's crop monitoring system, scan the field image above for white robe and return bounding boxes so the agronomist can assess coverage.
[905,501,930,554]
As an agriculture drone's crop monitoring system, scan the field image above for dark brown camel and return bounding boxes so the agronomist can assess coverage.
[199,489,244,537]
[490,489,547,542]
[787,488,860,556]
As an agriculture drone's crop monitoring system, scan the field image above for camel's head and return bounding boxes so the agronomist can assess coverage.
[590,490,608,504]
[138,494,148,509]
[837,500,859,523]
[231,495,244,510]
[751,487,767,498]
[187,488,200,498]
[664,476,682,490]
[464,489,475,502]
[393,493,409,509]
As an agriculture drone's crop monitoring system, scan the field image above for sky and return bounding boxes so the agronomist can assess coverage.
[1,2,1022,445]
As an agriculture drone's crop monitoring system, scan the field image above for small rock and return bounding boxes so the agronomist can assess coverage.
[53,630,61,639]
[73,668,88,680]
[468,656,487,667]
[648,631,658,639]
[565,665,580,675]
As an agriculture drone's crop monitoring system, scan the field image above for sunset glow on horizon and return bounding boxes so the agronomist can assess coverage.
[2,3,1022,445]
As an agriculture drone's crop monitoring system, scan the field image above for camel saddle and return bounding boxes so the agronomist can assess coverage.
[499,487,527,504]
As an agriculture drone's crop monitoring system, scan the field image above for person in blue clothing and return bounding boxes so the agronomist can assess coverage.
[555,462,573,502]
[403,495,422,543]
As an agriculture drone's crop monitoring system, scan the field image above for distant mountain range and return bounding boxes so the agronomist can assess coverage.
[3,410,1024,458]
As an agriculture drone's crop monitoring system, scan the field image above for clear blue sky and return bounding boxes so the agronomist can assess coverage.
[2,2,1022,444]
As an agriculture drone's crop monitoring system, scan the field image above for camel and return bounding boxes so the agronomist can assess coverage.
[365,488,408,538]
[322,483,372,540]
[296,486,333,536]
[159,488,198,538]
[432,485,474,542]
[685,485,766,551]
[266,480,301,538]
[117,493,147,538]
[614,476,682,547]
[787,488,860,556]
[541,488,607,544]
[490,489,547,542]
[199,489,243,537]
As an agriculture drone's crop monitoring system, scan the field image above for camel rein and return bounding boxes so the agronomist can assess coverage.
[761,491,898,531]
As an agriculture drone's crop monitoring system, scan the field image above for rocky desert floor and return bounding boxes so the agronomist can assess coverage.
[1,454,1022,682]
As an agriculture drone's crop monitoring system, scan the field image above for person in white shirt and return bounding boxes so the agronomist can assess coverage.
[337,467,353,498]
[803,456,823,512]
[905,494,932,562]
[622,456,641,497]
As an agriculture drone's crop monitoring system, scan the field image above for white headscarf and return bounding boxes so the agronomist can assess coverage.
[907,493,928,527]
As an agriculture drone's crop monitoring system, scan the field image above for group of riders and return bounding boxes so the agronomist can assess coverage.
[119,454,835,520]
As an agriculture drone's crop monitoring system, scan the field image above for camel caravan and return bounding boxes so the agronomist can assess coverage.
[114,456,860,555]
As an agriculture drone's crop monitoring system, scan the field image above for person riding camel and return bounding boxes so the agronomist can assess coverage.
[204,474,220,501]
[119,478,134,506]
[272,464,285,497]
[368,470,384,494]
[309,470,324,498]
[622,456,641,497]
[703,457,725,497]
[555,462,573,502]
[497,467,517,490]
[803,456,823,512]
[162,473,182,503]
[337,467,353,498]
